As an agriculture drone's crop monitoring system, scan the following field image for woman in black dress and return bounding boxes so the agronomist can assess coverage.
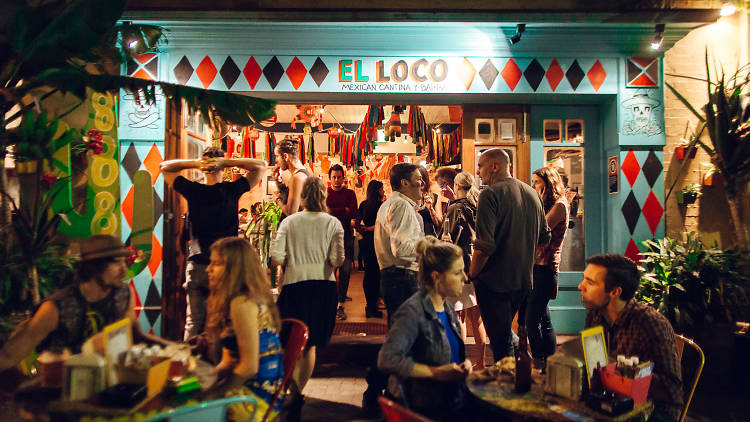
[356,180,385,318]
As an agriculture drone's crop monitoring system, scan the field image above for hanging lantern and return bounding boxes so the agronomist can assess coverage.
[384,111,402,142]
[328,126,340,138]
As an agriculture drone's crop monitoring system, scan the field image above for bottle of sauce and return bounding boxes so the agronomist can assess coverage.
[515,325,532,393]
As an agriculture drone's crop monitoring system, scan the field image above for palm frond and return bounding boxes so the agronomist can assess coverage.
[36,68,276,127]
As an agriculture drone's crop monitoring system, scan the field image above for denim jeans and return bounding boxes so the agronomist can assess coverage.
[337,236,354,302]
[475,284,528,360]
[380,266,418,327]
[524,265,558,359]
[183,260,209,341]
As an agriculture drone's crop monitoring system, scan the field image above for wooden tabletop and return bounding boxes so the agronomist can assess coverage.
[467,368,653,422]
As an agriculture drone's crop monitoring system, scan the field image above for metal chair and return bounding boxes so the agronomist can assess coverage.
[675,334,705,422]
[378,396,435,422]
[262,318,309,422]
[140,396,259,422]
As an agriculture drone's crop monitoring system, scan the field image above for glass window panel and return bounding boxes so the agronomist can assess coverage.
[543,119,562,142]
[566,119,584,143]
[545,147,584,271]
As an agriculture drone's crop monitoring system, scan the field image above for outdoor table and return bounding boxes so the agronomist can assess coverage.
[466,367,653,422]
[13,359,218,420]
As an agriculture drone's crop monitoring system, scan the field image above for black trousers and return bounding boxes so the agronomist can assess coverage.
[360,240,381,312]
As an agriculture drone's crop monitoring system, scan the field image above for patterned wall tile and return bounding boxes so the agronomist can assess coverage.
[619,149,665,262]
[120,141,164,336]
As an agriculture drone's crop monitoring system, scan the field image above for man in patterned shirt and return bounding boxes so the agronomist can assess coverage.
[579,254,683,422]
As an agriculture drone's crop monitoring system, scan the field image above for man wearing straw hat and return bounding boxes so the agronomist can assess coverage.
[0,235,167,371]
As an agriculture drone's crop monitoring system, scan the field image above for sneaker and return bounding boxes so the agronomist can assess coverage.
[336,306,347,320]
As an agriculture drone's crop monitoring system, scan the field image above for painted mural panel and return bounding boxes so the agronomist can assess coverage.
[619,58,666,146]
[120,141,164,336]
[167,54,618,95]
[51,91,120,238]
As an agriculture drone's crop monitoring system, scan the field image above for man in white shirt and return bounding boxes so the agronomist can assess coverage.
[374,162,424,325]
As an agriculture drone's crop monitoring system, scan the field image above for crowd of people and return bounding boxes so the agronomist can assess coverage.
[0,140,684,422]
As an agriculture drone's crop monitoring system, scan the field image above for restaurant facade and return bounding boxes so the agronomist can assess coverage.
[113,4,722,338]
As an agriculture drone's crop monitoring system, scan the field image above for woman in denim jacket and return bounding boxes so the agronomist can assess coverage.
[377,236,473,420]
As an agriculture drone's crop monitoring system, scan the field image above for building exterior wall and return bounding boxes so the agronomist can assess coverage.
[663,11,749,248]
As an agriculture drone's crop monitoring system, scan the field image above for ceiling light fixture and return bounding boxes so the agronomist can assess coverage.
[720,2,737,17]
[509,24,526,45]
[127,39,138,49]
[650,24,665,50]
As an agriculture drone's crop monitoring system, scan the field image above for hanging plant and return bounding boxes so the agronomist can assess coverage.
[676,183,701,205]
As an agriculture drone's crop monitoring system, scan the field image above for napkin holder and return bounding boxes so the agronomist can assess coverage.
[62,354,107,401]
[544,354,585,400]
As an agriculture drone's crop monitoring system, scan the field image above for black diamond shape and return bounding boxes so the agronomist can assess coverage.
[263,56,284,89]
[145,56,158,78]
[121,143,141,183]
[523,59,545,91]
[220,56,241,89]
[309,57,329,87]
[153,189,163,226]
[641,150,663,188]
[566,60,585,90]
[479,59,499,90]
[144,280,161,326]
[621,191,641,235]
[173,56,194,85]
[126,58,139,77]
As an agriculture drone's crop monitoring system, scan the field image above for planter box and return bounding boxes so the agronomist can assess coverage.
[675,146,697,159]
[703,172,722,186]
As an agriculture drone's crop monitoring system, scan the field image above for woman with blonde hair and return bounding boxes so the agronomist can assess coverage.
[528,166,569,368]
[204,237,284,422]
[441,172,488,368]
[271,176,345,416]
[378,236,473,421]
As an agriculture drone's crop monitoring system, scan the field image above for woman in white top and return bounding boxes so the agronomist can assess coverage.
[270,176,345,396]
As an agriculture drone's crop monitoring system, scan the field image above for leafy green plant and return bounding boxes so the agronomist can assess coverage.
[676,183,701,205]
[246,202,282,285]
[666,53,750,248]
[637,233,750,336]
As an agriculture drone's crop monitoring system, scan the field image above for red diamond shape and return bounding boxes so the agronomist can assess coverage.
[122,186,134,229]
[587,60,607,92]
[641,191,664,236]
[129,279,142,318]
[285,57,307,90]
[142,143,163,186]
[545,59,564,91]
[243,57,262,89]
[195,56,217,88]
[624,238,641,263]
[621,150,641,187]
[501,59,522,91]
[148,234,162,277]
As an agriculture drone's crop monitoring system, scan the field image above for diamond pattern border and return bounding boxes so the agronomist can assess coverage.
[168,55,614,93]
[618,149,664,260]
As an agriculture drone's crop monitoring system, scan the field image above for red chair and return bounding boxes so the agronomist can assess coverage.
[378,396,435,422]
[262,318,309,422]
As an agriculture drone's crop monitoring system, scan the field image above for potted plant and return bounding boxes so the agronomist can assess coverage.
[674,140,698,160]
[637,234,750,385]
[675,183,701,205]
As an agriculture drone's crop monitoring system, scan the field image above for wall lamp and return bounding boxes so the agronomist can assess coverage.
[509,24,526,45]
[650,24,665,50]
